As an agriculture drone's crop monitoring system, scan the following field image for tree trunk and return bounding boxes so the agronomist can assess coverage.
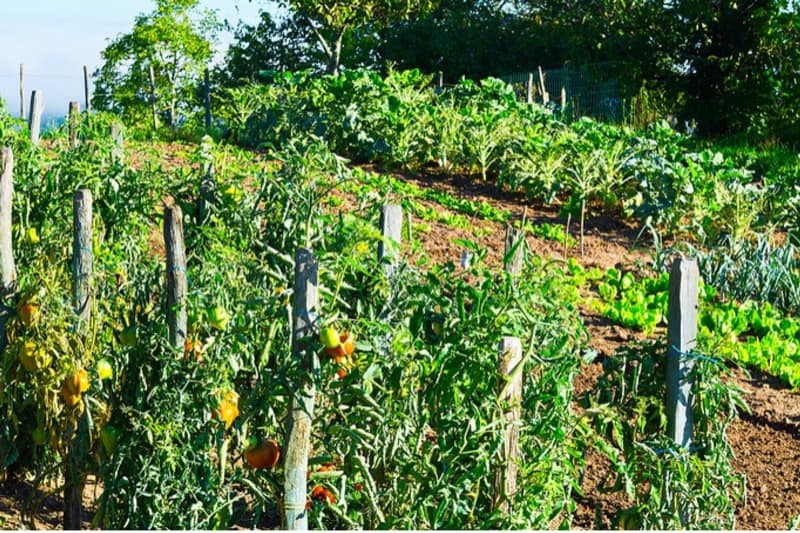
[326,31,344,75]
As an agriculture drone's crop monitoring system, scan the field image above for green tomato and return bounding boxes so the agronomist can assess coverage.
[319,326,340,349]
[208,305,230,331]
[32,427,46,446]
[96,359,113,380]
[119,325,138,347]
[100,426,120,454]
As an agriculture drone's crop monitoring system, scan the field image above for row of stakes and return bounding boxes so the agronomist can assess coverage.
[0,133,697,528]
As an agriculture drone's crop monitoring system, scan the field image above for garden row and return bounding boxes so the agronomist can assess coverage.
[0,102,750,528]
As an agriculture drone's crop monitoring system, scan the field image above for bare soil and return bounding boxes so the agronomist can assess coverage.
[2,148,798,529]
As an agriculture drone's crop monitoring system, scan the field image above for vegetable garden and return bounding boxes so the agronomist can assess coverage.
[0,68,799,529]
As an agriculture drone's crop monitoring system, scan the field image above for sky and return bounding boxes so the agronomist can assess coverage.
[0,0,282,121]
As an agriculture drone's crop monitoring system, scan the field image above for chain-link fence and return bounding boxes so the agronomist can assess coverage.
[499,65,623,122]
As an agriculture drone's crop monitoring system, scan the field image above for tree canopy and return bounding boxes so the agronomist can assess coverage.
[93,0,218,128]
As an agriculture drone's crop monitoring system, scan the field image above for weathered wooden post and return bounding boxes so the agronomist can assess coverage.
[83,65,91,113]
[378,204,402,277]
[68,102,80,148]
[0,148,16,298]
[164,205,187,349]
[110,123,124,165]
[149,64,159,131]
[28,91,43,146]
[460,249,472,269]
[284,248,319,530]
[560,86,567,111]
[65,189,93,530]
[526,72,534,104]
[72,190,92,327]
[504,224,524,275]
[666,258,698,449]
[19,64,24,119]
[437,71,444,91]
[203,68,211,131]
[538,66,549,105]
[492,336,523,512]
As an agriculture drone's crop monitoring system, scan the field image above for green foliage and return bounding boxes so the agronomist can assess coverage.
[93,0,218,133]
[584,341,746,529]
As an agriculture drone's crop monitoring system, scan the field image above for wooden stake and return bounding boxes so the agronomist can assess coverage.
[538,66,549,104]
[504,224,524,275]
[149,64,159,131]
[437,71,444,91]
[164,205,187,349]
[284,248,319,530]
[83,65,91,113]
[18,64,24,119]
[28,90,43,146]
[72,190,92,327]
[110,123,124,165]
[492,336,523,513]
[666,258,698,449]
[204,68,211,131]
[65,189,93,531]
[0,148,16,297]
[68,101,80,148]
[526,72,534,104]
[378,204,402,277]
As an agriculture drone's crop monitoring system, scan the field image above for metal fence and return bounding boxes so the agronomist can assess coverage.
[499,65,623,122]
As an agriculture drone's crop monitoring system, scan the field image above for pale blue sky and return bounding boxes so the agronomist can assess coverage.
[0,1,282,119]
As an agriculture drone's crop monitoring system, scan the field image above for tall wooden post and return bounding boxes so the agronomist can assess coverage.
[28,91,43,146]
[68,102,80,148]
[0,148,16,298]
[164,206,187,349]
[560,86,567,111]
[19,64,24,119]
[65,189,93,530]
[149,64,159,131]
[538,66,549,104]
[526,72,534,104]
[284,248,319,530]
[83,65,91,113]
[504,225,524,275]
[492,336,523,512]
[666,258,698,449]
[203,68,211,131]
[72,190,92,327]
[378,205,402,277]
[110,123,124,165]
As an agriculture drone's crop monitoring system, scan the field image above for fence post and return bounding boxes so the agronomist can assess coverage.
[492,336,523,513]
[65,189,92,530]
[560,86,567,111]
[28,90,43,146]
[666,258,698,449]
[83,65,91,113]
[204,68,211,131]
[73,190,92,328]
[149,64,159,131]
[284,248,319,530]
[164,205,187,349]
[437,71,444,91]
[68,102,80,148]
[526,72,534,104]
[0,148,16,298]
[504,225,524,275]
[19,64,24,119]
[378,204,402,277]
[110,123,124,165]
[538,66,549,104]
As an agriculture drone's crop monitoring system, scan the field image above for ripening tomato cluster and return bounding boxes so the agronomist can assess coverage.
[319,326,356,377]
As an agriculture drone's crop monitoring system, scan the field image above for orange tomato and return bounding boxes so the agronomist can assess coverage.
[244,438,281,469]
[310,485,336,504]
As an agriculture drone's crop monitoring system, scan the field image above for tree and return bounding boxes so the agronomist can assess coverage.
[278,0,438,74]
[93,0,218,128]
